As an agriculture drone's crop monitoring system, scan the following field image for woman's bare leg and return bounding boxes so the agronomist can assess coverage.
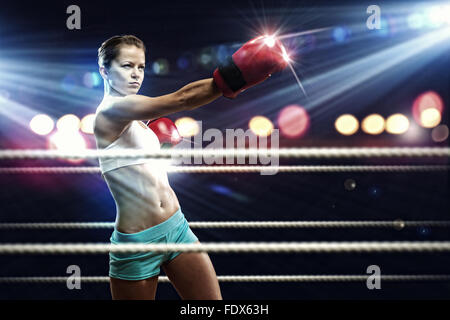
[110,275,159,300]
[161,241,222,300]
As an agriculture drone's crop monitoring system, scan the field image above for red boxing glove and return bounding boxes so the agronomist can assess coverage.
[147,118,182,147]
[213,35,289,98]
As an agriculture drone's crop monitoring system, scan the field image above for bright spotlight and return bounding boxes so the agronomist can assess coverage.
[249,116,274,137]
[264,35,276,47]
[29,114,54,136]
[444,6,450,24]
[425,6,446,28]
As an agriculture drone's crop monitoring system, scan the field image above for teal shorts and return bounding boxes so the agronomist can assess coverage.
[109,208,199,280]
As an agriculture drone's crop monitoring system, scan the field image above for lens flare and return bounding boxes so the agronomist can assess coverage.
[264,35,276,47]
[280,45,290,62]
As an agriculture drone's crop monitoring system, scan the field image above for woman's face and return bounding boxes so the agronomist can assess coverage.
[104,45,146,96]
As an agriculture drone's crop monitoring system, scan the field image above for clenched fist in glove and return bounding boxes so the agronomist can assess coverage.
[147,118,182,148]
[213,35,289,98]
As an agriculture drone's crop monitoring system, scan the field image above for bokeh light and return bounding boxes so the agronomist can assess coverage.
[412,91,444,127]
[174,117,200,137]
[198,47,215,69]
[277,105,310,138]
[431,124,449,142]
[418,226,431,237]
[56,114,81,133]
[80,114,96,134]
[420,108,441,128]
[393,219,406,231]
[344,179,356,191]
[47,130,87,164]
[216,45,229,64]
[385,114,410,134]
[332,27,350,43]
[249,116,274,137]
[368,186,382,198]
[152,58,170,75]
[335,114,359,136]
[361,114,385,135]
[29,114,54,136]
[82,72,102,88]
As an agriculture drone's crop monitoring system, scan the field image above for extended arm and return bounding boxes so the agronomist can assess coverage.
[102,34,288,122]
[102,78,221,122]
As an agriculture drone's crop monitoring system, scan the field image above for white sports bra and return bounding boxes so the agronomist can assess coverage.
[97,120,161,174]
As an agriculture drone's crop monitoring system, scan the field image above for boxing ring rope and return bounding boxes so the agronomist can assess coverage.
[0,147,449,160]
[1,242,450,254]
[1,148,449,288]
[0,165,449,174]
[1,274,449,283]
[1,220,450,229]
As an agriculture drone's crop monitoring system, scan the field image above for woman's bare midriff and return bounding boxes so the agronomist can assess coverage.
[103,162,180,234]
[94,109,180,234]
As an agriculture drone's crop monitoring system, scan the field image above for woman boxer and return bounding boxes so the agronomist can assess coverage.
[94,34,287,300]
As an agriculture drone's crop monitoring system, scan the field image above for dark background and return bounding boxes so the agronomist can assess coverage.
[0,0,449,299]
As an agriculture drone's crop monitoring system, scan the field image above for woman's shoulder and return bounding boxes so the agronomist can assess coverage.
[96,96,122,114]
[94,98,133,148]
